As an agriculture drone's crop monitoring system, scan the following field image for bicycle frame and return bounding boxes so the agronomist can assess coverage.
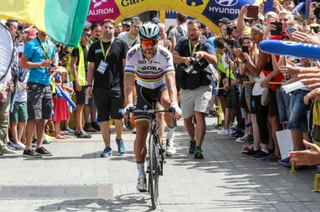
[125,107,176,209]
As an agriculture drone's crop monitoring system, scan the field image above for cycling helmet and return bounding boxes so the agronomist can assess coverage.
[139,21,160,40]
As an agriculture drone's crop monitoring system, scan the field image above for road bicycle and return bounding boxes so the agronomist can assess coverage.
[125,104,176,209]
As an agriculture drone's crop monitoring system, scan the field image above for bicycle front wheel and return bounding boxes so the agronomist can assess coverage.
[148,134,159,210]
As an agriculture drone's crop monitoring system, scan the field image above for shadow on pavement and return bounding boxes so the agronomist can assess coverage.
[35,193,154,212]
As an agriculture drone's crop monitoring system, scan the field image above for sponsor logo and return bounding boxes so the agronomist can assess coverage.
[128,47,139,58]
[182,0,204,6]
[88,8,114,16]
[281,41,320,48]
[121,0,144,7]
[138,60,147,64]
[95,49,102,54]
[92,0,107,8]
[215,0,238,7]
[159,50,170,62]
[140,66,162,72]
[208,6,239,14]
[281,41,301,46]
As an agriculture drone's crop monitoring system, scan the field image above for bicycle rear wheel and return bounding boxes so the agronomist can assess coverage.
[148,134,159,209]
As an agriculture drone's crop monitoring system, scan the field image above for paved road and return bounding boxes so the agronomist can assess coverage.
[0,117,319,212]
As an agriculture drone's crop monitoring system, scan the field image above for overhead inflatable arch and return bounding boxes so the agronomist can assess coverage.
[87,0,262,35]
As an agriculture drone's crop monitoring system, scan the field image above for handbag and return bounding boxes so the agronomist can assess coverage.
[310,99,320,142]
[261,87,270,106]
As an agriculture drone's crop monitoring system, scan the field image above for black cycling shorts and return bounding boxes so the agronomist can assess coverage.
[134,83,167,123]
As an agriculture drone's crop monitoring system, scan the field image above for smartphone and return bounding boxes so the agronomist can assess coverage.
[311,26,319,33]
[313,2,320,8]
[271,22,282,35]
[241,46,249,54]
[247,5,259,18]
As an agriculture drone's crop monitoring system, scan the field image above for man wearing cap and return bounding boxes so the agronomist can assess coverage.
[168,13,188,51]
[86,18,128,157]
[218,18,230,40]
[121,20,130,32]
[151,17,160,24]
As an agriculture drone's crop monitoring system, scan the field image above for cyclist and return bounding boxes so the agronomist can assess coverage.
[124,22,181,192]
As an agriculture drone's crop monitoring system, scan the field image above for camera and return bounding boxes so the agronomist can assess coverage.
[184,57,203,75]
[226,24,234,36]
[61,49,71,58]
[18,24,23,31]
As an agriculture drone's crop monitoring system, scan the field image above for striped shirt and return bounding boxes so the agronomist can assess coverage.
[124,45,175,89]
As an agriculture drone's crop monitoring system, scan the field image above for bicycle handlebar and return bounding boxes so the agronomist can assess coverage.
[120,107,177,129]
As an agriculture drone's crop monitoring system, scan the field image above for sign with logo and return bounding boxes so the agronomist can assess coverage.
[87,0,121,25]
[86,0,261,34]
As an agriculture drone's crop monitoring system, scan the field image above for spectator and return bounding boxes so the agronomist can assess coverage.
[117,17,142,49]
[218,18,230,40]
[89,23,101,45]
[114,22,122,37]
[117,17,142,134]
[86,18,128,157]
[67,27,92,138]
[121,20,131,32]
[9,28,37,150]
[168,13,187,51]
[84,23,102,133]
[20,29,56,157]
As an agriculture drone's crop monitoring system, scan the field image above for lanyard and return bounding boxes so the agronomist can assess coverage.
[100,38,115,61]
[128,31,138,47]
[188,36,201,56]
[37,37,49,59]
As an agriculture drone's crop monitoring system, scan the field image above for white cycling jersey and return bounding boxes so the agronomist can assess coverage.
[124,44,175,89]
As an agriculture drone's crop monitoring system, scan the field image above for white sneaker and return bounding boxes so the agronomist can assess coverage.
[166,139,176,156]
[217,128,229,136]
[16,142,26,149]
[136,175,147,192]
[236,133,252,143]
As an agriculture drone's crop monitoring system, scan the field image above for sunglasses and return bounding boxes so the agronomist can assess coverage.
[82,33,91,37]
[286,28,296,33]
[248,19,257,24]
[103,18,115,24]
[55,44,62,48]
[265,15,273,18]
[141,39,157,46]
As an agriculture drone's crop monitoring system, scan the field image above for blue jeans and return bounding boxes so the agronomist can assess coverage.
[276,85,291,123]
[287,90,309,132]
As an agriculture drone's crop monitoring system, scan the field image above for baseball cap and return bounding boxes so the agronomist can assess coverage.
[24,28,37,39]
[151,17,160,24]
[121,21,131,26]
[218,18,230,25]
